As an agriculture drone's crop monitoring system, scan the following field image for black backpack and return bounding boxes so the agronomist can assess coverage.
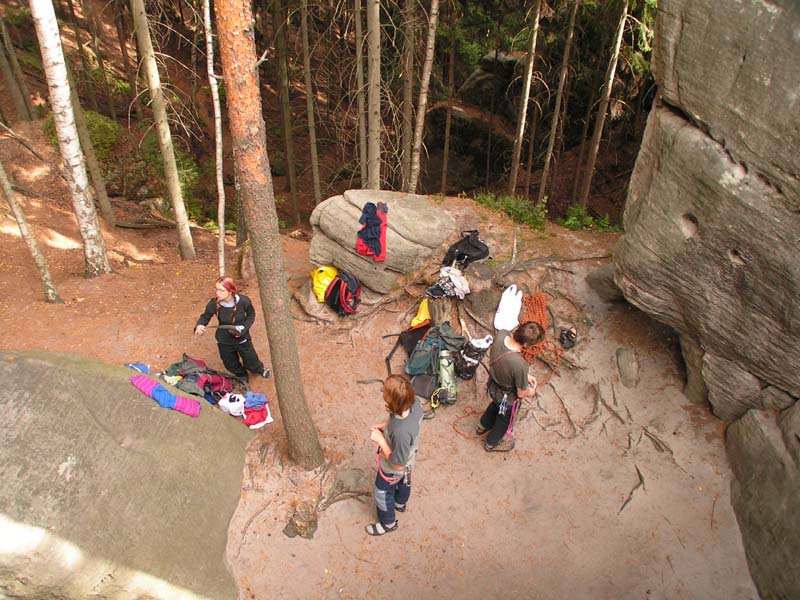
[455,339,490,380]
[324,270,361,315]
[442,230,489,270]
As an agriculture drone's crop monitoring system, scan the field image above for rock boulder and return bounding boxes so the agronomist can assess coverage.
[309,190,455,293]
[0,351,250,600]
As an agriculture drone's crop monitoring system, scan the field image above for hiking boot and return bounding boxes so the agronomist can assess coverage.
[484,437,515,453]
[262,368,272,379]
[475,424,489,435]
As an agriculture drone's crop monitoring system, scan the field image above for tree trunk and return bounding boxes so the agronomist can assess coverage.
[190,14,199,101]
[130,0,196,260]
[570,69,598,203]
[484,47,498,189]
[65,59,116,226]
[507,0,542,196]
[0,39,29,122]
[0,159,62,303]
[439,2,456,196]
[203,0,226,276]
[83,0,116,119]
[407,0,439,194]
[65,0,98,112]
[537,0,579,204]
[578,0,628,207]
[354,0,368,186]
[524,100,539,197]
[272,0,300,224]
[114,3,142,121]
[366,0,381,190]
[300,0,322,204]
[31,0,111,278]
[0,18,34,120]
[400,0,414,190]
[215,0,324,471]
[549,74,571,202]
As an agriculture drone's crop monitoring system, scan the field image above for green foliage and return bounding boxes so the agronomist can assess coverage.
[140,131,201,220]
[560,205,622,232]
[109,74,130,96]
[15,50,42,74]
[474,191,548,231]
[44,110,121,162]
[4,8,32,27]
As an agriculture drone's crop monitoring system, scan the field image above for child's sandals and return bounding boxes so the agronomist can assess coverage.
[365,521,398,536]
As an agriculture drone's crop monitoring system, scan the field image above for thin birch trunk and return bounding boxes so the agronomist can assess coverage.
[65,59,116,226]
[215,0,324,470]
[300,0,321,204]
[578,0,628,207]
[0,159,63,303]
[130,0,196,259]
[354,0,368,186]
[537,0,579,204]
[407,0,440,194]
[366,0,381,190]
[30,0,111,277]
[440,2,456,196]
[1,18,34,120]
[400,0,414,190]
[203,0,226,275]
[508,0,542,195]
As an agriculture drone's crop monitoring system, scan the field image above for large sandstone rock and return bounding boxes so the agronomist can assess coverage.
[613,1,800,596]
[0,351,251,600]
[726,410,800,600]
[309,190,455,293]
[703,354,762,422]
[655,0,800,205]
[614,107,800,399]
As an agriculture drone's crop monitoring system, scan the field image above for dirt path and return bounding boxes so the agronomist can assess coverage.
[0,122,757,599]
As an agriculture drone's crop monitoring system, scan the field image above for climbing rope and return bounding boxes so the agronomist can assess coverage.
[520,292,563,369]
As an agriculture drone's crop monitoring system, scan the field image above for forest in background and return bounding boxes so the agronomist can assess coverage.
[1,0,655,231]
[1,0,655,469]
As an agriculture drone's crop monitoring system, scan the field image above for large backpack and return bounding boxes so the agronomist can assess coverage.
[442,230,489,270]
[384,320,432,375]
[324,270,361,315]
[405,323,465,407]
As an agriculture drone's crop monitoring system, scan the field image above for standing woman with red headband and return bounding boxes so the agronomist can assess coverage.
[194,276,271,380]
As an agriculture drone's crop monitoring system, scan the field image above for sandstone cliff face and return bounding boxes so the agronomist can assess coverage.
[612,1,799,598]
[0,351,250,600]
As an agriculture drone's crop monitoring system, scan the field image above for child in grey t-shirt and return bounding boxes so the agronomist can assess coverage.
[365,375,422,536]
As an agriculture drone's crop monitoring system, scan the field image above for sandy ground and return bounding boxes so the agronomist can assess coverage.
[0,122,758,599]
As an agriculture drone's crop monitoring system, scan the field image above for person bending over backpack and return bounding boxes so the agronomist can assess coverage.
[477,321,543,452]
[194,276,271,380]
[366,374,423,536]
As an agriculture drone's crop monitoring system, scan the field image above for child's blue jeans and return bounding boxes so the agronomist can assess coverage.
[373,470,411,526]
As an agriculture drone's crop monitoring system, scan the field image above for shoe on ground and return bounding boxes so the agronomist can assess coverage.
[475,424,489,435]
[484,437,515,452]
[365,521,398,536]
[262,368,272,379]
[395,503,407,513]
